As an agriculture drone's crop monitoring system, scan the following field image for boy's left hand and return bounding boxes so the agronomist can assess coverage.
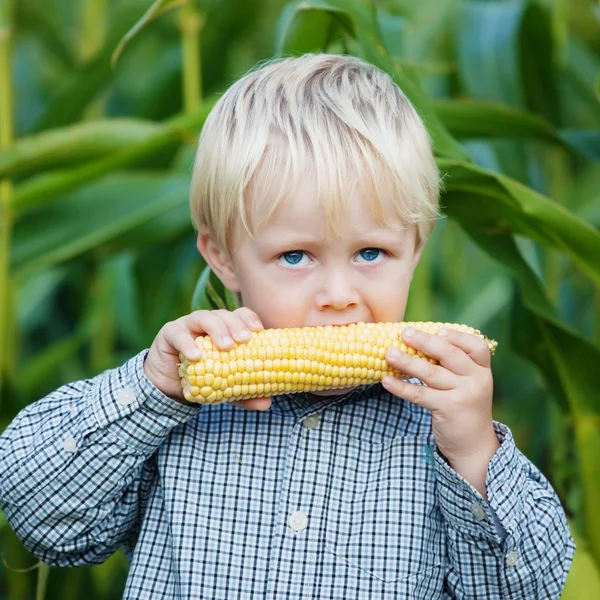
[382,326,500,493]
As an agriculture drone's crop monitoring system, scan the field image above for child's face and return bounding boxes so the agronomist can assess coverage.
[213,172,424,331]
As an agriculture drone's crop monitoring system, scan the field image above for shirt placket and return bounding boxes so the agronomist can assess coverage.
[266,406,333,600]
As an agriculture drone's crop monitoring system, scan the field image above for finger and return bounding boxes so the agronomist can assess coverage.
[233,307,264,331]
[183,311,237,351]
[231,397,272,411]
[401,327,472,376]
[381,376,438,411]
[210,309,255,345]
[385,347,456,390]
[164,325,204,362]
[438,327,492,368]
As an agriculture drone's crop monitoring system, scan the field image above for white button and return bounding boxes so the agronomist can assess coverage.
[302,414,320,429]
[116,387,136,406]
[63,437,77,453]
[471,502,486,522]
[288,511,308,532]
[506,551,518,566]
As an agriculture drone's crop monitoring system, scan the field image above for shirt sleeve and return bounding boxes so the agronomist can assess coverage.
[0,349,201,567]
[434,421,576,600]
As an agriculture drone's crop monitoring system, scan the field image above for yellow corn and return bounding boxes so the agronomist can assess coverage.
[178,321,497,404]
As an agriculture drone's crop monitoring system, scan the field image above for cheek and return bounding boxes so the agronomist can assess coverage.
[237,273,308,328]
[364,269,413,319]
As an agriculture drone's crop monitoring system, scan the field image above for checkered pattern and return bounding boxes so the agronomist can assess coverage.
[0,350,575,599]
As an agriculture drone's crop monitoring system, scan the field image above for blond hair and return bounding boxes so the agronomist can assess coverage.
[190,53,441,253]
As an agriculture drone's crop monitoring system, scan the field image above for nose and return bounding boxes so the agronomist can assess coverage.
[315,268,360,311]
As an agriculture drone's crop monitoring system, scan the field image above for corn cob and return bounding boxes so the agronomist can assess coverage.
[178,321,497,404]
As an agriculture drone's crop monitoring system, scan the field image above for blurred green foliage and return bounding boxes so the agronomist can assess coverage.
[0,0,599,598]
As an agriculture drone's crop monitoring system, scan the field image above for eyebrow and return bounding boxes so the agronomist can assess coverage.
[260,228,407,250]
[260,234,327,251]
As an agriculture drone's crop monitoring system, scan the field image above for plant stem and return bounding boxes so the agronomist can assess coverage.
[179,0,204,113]
[35,563,50,600]
[0,0,15,406]
[79,0,107,62]
[79,0,107,119]
[596,286,600,348]
[574,414,600,568]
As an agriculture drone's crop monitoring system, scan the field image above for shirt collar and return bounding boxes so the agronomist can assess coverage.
[269,383,383,417]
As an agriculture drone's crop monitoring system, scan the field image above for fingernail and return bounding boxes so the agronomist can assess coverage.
[237,330,252,341]
[438,328,448,337]
[251,320,262,329]
[222,336,234,346]
[403,327,415,339]
[189,348,202,360]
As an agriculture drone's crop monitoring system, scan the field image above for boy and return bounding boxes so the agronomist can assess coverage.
[0,54,575,599]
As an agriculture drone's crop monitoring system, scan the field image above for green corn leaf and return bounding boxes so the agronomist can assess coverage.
[453,275,512,332]
[192,263,215,311]
[33,2,153,132]
[434,99,558,140]
[108,201,193,251]
[104,252,146,350]
[11,174,190,280]
[16,268,67,332]
[376,10,405,58]
[562,525,600,599]
[457,228,600,415]
[111,0,188,68]
[519,1,560,124]
[564,32,600,125]
[457,0,527,107]
[275,2,347,55]
[88,261,118,373]
[558,130,600,161]
[456,0,559,121]
[0,119,161,179]
[192,264,238,312]
[438,160,600,287]
[16,0,76,68]
[142,240,202,332]
[276,0,469,160]
[13,100,214,215]
[13,332,87,399]
[434,99,600,160]
[454,0,561,185]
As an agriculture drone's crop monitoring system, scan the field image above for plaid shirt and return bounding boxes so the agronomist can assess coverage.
[0,349,575,599]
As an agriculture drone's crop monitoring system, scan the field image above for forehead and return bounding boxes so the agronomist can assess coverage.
[249,170,409,242]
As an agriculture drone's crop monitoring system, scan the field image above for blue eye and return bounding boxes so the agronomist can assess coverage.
[282,251,304,265]
[359,248,381,262]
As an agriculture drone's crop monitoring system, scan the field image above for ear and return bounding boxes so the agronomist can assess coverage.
[196,228,241,293]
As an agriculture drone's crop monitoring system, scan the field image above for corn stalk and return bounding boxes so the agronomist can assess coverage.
[0,0,14,407]
[79,0,106,61]
[0,4,52,598]
[179,0,204,113]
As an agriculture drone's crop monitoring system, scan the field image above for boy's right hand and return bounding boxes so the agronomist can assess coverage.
[143,308,271,411]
